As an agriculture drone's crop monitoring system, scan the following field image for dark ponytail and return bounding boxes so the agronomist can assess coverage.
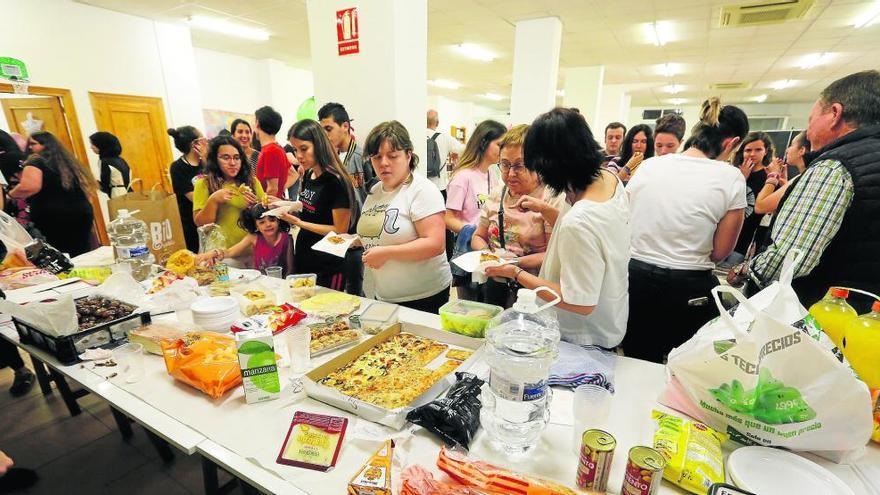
[167,126,201,154]
[683,97,749,159]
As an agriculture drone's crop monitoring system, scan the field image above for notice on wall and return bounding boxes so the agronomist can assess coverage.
[336,7,360,56]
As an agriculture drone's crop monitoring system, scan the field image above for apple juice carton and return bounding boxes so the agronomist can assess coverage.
[235,328,281,403]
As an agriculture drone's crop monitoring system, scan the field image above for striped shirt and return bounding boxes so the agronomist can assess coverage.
[749,159,854,283]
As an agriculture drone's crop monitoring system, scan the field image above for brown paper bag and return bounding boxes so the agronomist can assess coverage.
[108,181,186,264]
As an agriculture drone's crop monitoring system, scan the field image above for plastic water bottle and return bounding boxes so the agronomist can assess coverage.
[480,287,561,455]
[108,209,155,281]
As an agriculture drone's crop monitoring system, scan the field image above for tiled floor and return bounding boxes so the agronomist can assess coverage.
[0,350,240,495]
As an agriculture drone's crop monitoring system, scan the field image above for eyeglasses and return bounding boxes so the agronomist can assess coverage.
[218,154,242,162]
[499,162,528,174]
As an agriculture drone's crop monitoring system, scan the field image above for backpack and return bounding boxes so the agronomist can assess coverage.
[426,132,442,178]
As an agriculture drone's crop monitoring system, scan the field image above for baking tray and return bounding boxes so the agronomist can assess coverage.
[304,322,483,429]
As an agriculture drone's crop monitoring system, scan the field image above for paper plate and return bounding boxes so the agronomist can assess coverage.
[227,268,261,282]
[727,447,854,495]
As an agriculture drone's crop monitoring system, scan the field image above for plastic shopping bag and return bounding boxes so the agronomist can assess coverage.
[661,250,873,454]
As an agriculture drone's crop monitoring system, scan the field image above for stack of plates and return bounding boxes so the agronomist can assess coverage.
[190,297,239,333]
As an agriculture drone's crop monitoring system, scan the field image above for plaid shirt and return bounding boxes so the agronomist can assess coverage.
[749,159,854,283]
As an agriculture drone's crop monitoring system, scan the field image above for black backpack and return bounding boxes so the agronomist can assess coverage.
[426,132,442,178]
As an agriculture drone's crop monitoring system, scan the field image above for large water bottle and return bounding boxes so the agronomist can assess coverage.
[108,209,155,281]
[480,287,561,455]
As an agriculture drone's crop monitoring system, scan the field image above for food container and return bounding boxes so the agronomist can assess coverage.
[128,323,187,355]
[286,273,318,302]
[304,322,483,429]
[354,302,399,335]
[439,300,503,338]
[309,318,361,356]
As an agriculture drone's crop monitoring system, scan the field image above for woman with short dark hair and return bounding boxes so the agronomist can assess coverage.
[484,108,631,349]
[9,131,97,256]
[89,131,130,197]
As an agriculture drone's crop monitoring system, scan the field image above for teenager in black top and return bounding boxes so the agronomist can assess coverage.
[282,120,358,291]
[89,131,130,197]
[167,126,207,252]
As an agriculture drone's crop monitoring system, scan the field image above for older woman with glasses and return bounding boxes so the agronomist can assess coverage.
[470,125,567,307]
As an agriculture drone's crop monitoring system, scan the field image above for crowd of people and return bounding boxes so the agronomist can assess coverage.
[0,70,879,411]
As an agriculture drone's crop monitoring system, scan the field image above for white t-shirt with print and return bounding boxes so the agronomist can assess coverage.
[357,173,452,302]
[626,153,747,270]
[539,176,631,348]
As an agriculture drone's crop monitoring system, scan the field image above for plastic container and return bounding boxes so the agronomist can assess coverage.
[842,300,880,389]
[108,209,155,282]
[355,302,399,335]
[286,273,318,302]
[439,300,503,338]
[808,287,858,348]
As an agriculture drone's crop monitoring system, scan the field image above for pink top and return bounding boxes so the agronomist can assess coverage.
[253,233,292,275]
[445,167,500,225]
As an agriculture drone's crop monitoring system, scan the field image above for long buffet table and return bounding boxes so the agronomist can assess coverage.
[2,270,878,495]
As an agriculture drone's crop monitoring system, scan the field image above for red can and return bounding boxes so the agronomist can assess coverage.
[620,446,666,495]
[576,429,616,492]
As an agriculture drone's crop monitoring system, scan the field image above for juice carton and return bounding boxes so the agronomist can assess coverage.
[235,328,281,403]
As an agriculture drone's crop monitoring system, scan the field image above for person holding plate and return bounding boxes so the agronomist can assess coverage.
[356,121,451,313]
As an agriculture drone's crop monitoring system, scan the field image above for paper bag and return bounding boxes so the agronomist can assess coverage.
[108,181,186,264]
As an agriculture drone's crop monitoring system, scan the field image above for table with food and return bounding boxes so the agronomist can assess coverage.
[1,246,878,495]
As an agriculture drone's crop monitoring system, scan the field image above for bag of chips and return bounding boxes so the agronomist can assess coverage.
[652,410,727,494]
[401,465,488,495]
[406,372,483,448]
[160,332,241,399]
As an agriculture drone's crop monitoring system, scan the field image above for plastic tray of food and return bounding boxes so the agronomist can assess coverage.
[438,300,503,338]
[309,318,361,357]
[352,301,399,335]
[286,273,318,302]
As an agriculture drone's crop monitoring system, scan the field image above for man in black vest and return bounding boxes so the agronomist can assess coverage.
[745,70,880,312]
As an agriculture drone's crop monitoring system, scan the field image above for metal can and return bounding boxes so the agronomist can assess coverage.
[214,262,229,282]
[576,429,616,492]
[620,446,666,495]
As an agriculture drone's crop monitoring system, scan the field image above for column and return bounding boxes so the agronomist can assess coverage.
[153,22,205,130]
[509,17,563,125]
[562,66,605,132]
[596,84,632,130]
[305,0,427,169]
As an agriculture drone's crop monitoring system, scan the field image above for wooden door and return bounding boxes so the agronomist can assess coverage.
[1,96,74,150]
[89,92,173,192]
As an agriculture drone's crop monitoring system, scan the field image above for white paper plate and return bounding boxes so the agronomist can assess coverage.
[190,296,238,315]
[727,447,854,495]
[227,268,261,282]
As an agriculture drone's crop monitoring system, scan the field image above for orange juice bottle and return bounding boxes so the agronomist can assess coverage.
[842,301,880,389]
[808,288,857,348]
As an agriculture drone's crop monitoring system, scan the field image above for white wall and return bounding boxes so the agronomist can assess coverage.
[627,102,814,131]
[427,95,507,140]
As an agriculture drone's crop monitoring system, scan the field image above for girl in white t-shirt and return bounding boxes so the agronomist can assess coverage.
[485,108,631,349]
[356,121,452,313]
[623,97,749,363]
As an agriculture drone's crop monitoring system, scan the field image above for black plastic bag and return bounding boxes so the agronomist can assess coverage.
[406,372,484,448]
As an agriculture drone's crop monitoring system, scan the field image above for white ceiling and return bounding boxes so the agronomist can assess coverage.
[77,0,880,109]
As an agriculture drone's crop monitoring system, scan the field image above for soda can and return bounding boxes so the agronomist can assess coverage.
[214,262,229,282]
[621,446,666,495]
[576,429,616,492]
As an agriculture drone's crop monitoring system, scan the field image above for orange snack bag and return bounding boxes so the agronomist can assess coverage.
[437,446,577,495]
[871,389,880,443]
[160,332,241,399]
[401,465,489,495]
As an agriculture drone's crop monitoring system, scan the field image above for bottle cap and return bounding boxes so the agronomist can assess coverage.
[872,300,880,313]
[830,287,849,299]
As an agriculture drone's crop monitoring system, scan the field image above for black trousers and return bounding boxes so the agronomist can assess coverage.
[622,259,719,364]
[344,247,364,296]
[0,339,25,370]
[398,287,450,314]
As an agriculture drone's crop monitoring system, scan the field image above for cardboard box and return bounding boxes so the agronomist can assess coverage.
[304,322,483,429]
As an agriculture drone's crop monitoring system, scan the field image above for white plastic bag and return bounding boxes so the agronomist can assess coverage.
[662,251,873,454]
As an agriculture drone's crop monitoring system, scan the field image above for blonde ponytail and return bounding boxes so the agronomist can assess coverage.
[700,97,722,127]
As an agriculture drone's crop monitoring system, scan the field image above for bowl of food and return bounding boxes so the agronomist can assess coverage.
[439,300,503,338]
[286,273,317,302]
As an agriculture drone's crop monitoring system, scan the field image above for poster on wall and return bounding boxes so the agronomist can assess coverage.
[202,109,254,138]
[336,7,359,56]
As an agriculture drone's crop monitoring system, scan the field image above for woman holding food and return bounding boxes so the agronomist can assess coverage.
[470,124,567,307]
[193,135,265,251]
[607,124,654,182]
[356,121,451,313]
[282,119,358,291]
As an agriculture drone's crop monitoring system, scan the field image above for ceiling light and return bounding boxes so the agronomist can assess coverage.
[187,15,270,41]
[663,84,683,94]
[668,98,686,105]
[481,93,504,101]
[754,94,768,103]
[454,43,496,62]
[854,2,880,28]
[799,52,832,70]
[644,21,673,46]
[556,89,565,97]
[773,79,793,90]
[660,63,678,77]
[428,79,461,90]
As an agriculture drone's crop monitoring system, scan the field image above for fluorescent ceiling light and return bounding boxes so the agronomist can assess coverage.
[854,2,880,28]
[799,52,832,69]
[428,79,461,90]
[644,21,673,46]
[668,98,686,105]
[188,15,269,41]
[754,94,768,103]
[773,79,793,90]
[663,84,683,94]
[481,93,504,101]
[660,63,678,77]
[454,43,496,62]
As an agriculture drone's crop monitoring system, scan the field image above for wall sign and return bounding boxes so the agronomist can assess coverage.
[336,7,359,56]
